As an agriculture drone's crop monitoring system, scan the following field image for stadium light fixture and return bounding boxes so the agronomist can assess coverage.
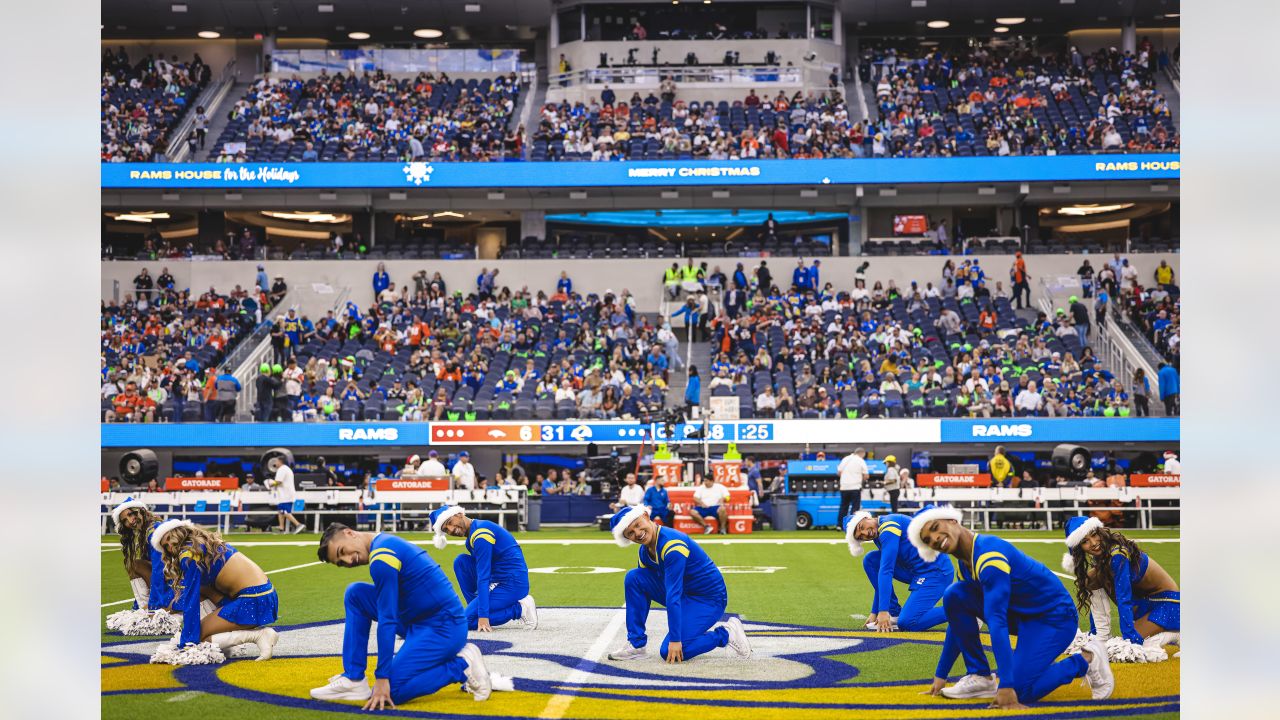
[348,32,370,40]
[433,211,464,219]
[926,21,950,29]
[800,188,819,198]
[171,3,187,12]
[878,187,898,197]
[414,28,444,39]
[318,192,338,201]
[465,3,482,12]
[994,27,1010,33]
[318,4,334,12]
[995,18,1026,25]
[388,192,408,200]
[570,191,589,200]
[488,191,506,200]
[1164,13,1180,18]
[978,186,996,195]
[113,212,172,223]
[198,30,221,39]
[661,190,679,199]
[712,189,730,199]
[703,0,712,4]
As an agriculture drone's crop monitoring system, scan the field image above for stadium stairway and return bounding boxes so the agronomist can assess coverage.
[196,80,248,162]
[1154,73,1180,129]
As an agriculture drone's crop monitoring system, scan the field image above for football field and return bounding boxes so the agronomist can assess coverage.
[102,527,1180,719]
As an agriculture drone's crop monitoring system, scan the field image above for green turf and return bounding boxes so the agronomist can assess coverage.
[103,527,1180,719]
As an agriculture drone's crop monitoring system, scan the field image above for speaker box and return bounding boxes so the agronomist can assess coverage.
[119,449,158,484]
[1051,444,1091,478]
[261,447,295,477]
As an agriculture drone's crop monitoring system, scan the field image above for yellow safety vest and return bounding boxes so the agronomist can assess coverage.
[681,265,699,281]
[664,268,680,285]
[989,454,1012,483]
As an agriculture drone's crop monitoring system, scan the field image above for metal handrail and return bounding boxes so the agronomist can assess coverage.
[547,63,814,89]
[165,59,238,162]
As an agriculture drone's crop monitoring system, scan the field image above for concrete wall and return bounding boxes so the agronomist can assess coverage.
[102,253,1179,316]
[555,39,841,75]
[1066,28,1180,54]
[104,39,261,77]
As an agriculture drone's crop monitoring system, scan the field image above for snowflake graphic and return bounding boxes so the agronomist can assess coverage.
[402,162,434,185]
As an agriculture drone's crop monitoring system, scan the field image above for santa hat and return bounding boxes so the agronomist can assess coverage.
[429,504,466,549]
[907,505,964,563]
[610,505,651,547]
[408,454,420,465]
[1061,516,1103,572]
[111,497,148,525]
[150,519,195,552]
[1163,450,1177,459]
[841,511,872,557]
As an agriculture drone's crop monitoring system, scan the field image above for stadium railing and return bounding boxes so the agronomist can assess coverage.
[164,58,239,163]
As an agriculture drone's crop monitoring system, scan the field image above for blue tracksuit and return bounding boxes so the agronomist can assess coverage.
[624,527,730,660]
[142,521,175,610]
[643,486,670,524]
[171,543,277,646]
[935,534,1087,703]
[452,519,530,630]
[342,534,469,704]
[861,514,951,631]
[1097,546,1180,642]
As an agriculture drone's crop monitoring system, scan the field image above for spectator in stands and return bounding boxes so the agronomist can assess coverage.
[1078,259,1096,298]
[755,386,777,418]
[1154,260,1175,291]
[684,366,701,416]
[1131,368,1151,417]
[372,263,390,304]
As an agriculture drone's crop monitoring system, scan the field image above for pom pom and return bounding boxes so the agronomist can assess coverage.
[150,640,226,665]
[1064,629,1093,656]
[433,533,449,550]
[106,609,184,636]
[1061,551,1076,573]
[1104,636,1168,663]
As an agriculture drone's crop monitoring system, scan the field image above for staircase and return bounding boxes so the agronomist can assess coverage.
[1153,72,1180,130]
[196,81,247,161]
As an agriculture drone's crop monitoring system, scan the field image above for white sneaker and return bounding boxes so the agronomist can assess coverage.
[702,525,714,534]
[310,674,372,702]
[941,674,998,699]
[292,524,306,534]
[458,643,492,701]
[607,644,648,661]
[725,617,752,658]
[1083,636,1115,699]
[518,595,539,630]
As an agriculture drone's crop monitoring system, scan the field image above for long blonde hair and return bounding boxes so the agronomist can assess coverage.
[159,524,229,596]
[119,506,159,572]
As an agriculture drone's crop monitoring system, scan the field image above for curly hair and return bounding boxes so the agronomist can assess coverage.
[158,524,229,597]
[1069,525,1144,614]
[118,506,158,573]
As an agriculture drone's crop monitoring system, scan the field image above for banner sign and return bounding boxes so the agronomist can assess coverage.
[102,155,1180,190]
[375,478,451,491]
[915,473,993,488]
[651,461,683,486]
[666,487,754,535]
[164,476,239,491]
[103,418,1179,448]
[939,418,1180,443]
[1128,474,1181,487]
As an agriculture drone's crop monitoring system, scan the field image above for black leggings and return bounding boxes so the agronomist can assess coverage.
[838,489,862,520]
[886,489,900,514]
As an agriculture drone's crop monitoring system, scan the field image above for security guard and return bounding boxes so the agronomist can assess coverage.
[664,263,681,301]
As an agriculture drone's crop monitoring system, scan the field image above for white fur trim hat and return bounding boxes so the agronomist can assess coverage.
[1064,516,1103,549]
[842,511,872,557]
[150,519,195,552]
[907,505,964,563]
[430,504,466,549]
[610,505,651,547]
[111,497,148,525]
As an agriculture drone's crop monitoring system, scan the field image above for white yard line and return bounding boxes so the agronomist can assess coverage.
[1052,570,1075,580]
[98,537,1180,549]
[537,607,626,720]
[101,561,323,608]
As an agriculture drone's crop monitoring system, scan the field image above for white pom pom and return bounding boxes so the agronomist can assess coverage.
[433,533,448,550]
[1105,636,1168,663]
[106,609,184,636]
[1064,629,1093,655]
[150,640,226,665]
[1061,552,1076,573]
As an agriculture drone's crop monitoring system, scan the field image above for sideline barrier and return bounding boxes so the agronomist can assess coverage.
[103,417,1180,448]
[103,154,1181,190]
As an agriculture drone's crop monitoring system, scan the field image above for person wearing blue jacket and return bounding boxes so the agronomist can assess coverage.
[372,263,390,303]
[1157,361,1180,415]
[684,365,701,415]
[909,505,1115,708]
[606,506,751,663]
[311,524,496,708]
[643,476,671,525]
[843,511,951,632]
[430,505,538,632]
[1062,516,1180,651]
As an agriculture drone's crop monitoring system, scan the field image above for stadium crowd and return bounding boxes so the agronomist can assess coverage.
[101,268,276,422]
[101,48,208,162]
[211,71,523,162]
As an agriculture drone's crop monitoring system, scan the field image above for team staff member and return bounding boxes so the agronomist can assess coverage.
[452,451,477,490]
[910,506,1114,707]
[837,447,869,519]
[881,456,903,513]
[611,472,646,511]
[989,446,1014,488]
[266,454,305,534]
[311,523,498,707]
[606,506,751,663]
[430,505,538,632]
[420,450,448,478]
[687,473,731,535]
[153,520,280,660]
[1063,516,1180,651]
[844,511,950,632]
[644,475,671,525]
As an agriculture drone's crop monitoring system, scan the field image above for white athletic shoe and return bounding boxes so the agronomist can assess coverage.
[725,617,752,658]
[292,524,306,534]
[941,674,998,699]
[607,644,648,661]
[518,595,539,630]
[458,643,492,701]
[702,525,714,534]
[310,674,372,702]
[1083,636,1116,700]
